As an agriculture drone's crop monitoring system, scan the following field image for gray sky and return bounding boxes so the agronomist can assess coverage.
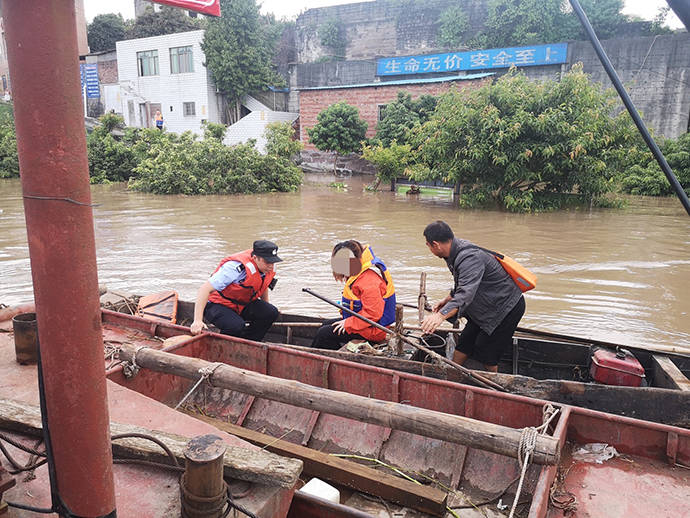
[84,0,684,29]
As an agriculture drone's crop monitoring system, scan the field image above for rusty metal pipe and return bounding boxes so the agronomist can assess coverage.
[3,1,116,516]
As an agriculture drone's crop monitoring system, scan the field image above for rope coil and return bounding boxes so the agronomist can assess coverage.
[123,346,148,378]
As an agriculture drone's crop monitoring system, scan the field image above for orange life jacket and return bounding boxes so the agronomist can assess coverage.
[207,250,275,313]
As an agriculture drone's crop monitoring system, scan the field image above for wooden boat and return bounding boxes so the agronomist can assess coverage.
[100,310,690,517]
[160,300,690,429]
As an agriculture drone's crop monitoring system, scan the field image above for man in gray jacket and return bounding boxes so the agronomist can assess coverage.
[421,220,525,372]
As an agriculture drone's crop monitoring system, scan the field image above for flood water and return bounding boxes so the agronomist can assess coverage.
[1,175,689,350]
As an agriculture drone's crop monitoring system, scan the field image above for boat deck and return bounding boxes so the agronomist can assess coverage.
[0,317,296,517]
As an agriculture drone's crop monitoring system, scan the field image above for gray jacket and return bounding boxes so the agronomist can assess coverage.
[440,238,523,335]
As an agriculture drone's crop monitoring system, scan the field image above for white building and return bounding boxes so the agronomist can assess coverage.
[112,30,221,135]
[108,30,298,151]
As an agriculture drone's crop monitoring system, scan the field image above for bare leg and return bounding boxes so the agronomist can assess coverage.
[453,350,469,365]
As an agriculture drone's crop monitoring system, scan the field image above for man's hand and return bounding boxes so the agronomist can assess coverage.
[432,295,452,313]
[421,312,445,334]
[190,320,208,335]
[332,320,347,335]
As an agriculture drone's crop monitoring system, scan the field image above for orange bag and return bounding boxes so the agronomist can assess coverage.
[475,246,537,292]
[137,290,179,323]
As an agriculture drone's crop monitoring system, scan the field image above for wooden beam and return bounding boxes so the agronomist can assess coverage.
[0,398,302,488]
[652,355,690,391]
[116,344,560,465]
[190,413,448,516]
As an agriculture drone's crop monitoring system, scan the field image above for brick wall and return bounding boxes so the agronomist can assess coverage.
[299,77,490,149]
[98,60,118,84]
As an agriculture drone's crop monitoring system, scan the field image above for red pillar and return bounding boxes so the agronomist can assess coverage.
[3,1,116,516]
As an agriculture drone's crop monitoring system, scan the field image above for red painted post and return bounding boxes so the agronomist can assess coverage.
[3,1,116,516]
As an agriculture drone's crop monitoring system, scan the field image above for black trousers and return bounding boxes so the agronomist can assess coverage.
[204,299,278,342]
[311,318,366,350]
[456,296,525,366]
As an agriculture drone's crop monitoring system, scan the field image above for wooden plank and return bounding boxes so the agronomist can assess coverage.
[190,413,448,516]
[117,344,561,465]
[0,398,302,488]
[652,355,690,391]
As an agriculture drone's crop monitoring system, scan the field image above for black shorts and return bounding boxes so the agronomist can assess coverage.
[456,296,525,366]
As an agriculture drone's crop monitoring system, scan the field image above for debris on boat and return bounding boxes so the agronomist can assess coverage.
[572,443,619,464]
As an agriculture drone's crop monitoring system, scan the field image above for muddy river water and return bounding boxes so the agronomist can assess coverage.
[1,175,689,350]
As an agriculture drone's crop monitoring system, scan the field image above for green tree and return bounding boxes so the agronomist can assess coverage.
[318,18,347,59]
[481,0,632,48]
[126,6,200,40]
[437,6,470,48]
[412,66,640,211]
[264,121,303,159]
[87,113,138,183]
[307,101,367,155]
[620,133,690,196]
[375,92,437,147]
[88,13,127,52]
[362,141,411,190]
[0,112,18,179]
[202,0,283,123]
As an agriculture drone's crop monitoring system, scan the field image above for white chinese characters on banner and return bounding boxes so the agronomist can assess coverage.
[376,43,568,76]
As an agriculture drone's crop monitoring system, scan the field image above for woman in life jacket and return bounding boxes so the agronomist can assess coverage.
[311,240,396,350]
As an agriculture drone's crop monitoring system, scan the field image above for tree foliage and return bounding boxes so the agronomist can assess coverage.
[362,141,411,185]
[437,6,470,48]
[0,110,18,179]
[307,102,368,155]
[202,0,283,120]
[127,6,201,40]
[375,92,437,147]
[264,122,303,159]
[87,13,127,52]
[411,66,640,211]
[318,18,347,59]
[86,113,302,195]
[620,133,690,196]
[481,0,634,48]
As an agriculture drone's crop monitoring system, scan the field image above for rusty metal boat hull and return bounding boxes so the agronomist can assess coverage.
[103,309,690,518]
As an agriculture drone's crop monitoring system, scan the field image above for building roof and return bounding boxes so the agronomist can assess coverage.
[298,73,494,91]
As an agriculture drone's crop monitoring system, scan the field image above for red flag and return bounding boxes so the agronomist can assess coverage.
[150,0,221,17]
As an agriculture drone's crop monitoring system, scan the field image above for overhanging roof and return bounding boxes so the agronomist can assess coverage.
[298,73,494,91]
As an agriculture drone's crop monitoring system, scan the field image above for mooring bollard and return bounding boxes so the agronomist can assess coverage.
[180,434,227,518]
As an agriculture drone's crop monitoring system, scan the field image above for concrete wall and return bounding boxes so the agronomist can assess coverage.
[295,0,487,63]
[115,30,220,134]
[566,34,690,138]
[299,76,490,149]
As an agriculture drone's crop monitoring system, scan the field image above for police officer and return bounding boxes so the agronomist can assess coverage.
[190,240,281,341]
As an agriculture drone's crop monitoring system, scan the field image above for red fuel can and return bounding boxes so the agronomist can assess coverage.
[590,349,645,387]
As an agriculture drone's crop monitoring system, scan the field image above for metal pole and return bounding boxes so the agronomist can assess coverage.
[568,0,690,216]
[302,288,505,391]
[4,1,116,516]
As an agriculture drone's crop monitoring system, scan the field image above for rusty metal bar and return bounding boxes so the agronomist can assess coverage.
[3,1,116,515]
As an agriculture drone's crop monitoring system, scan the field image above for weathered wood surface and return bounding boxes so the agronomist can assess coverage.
[117,344,560,465]
[190,412,449,516]
[276,347,690,428]
[182,435,227,518]
[652,355,690,391]
[0,398,302,488]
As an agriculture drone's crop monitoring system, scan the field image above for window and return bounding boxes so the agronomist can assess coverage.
[378,104,388,121]
[183,102,196,116]
[137,50,159,76]
[170,46,194,74]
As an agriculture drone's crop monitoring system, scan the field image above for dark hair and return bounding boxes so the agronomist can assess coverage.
[423,221,454,243]
[332,240,363,258]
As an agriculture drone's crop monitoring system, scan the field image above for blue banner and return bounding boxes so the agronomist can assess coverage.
[376,43,568,76]
[80,64,100,98]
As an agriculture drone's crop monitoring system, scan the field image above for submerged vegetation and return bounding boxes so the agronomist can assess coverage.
[86,114,303,195]
[355,65,690,212]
